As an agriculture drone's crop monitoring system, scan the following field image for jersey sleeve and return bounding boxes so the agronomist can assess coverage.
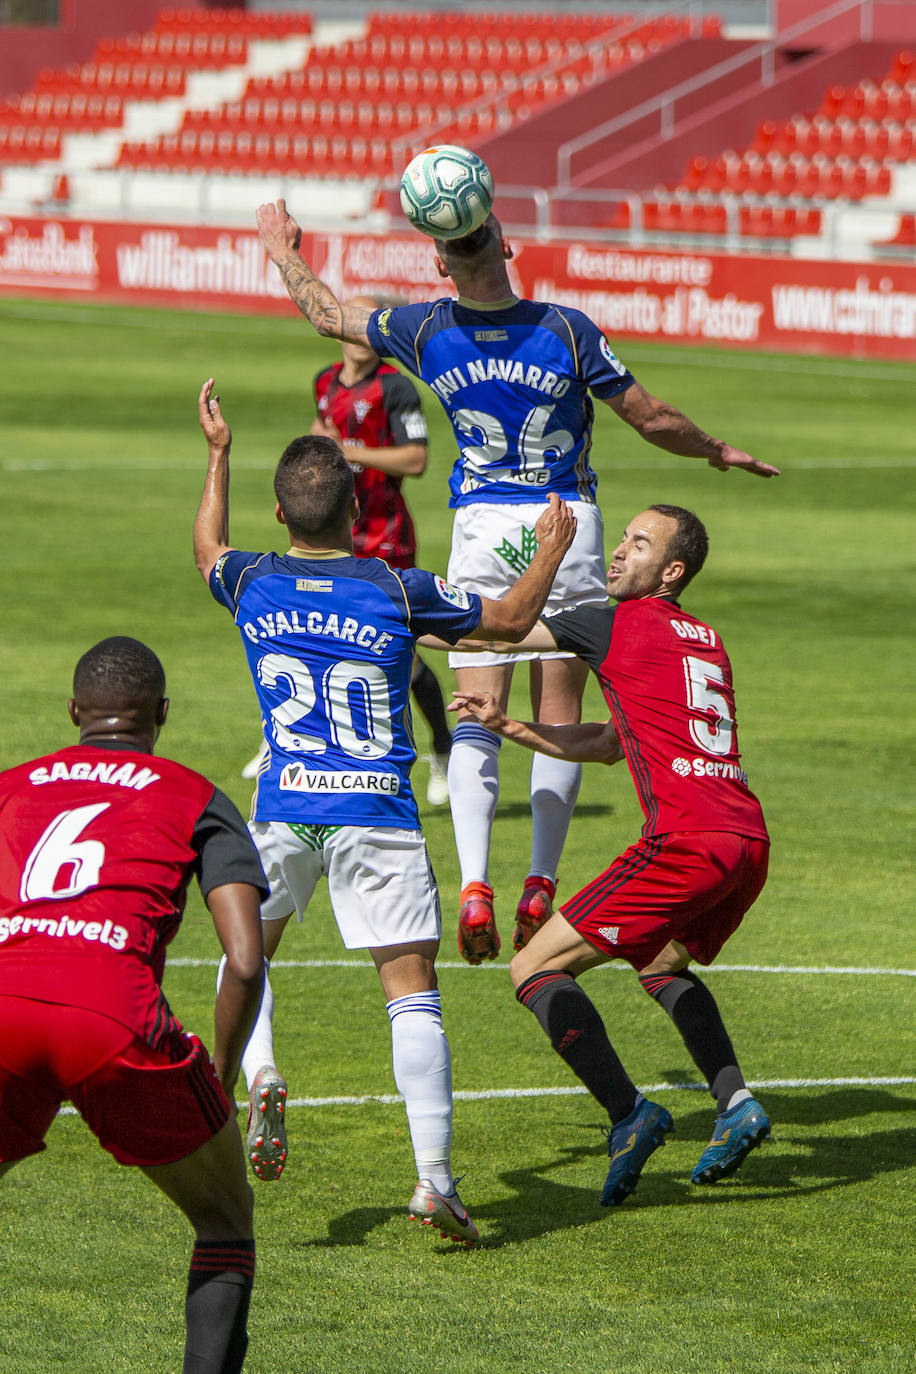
[192,786,269,900]
[312,365,328,405]
[367,303,435,377]
[543,603,616,673]
[379,371,429,445]
[565,310,635,400]
[209,549,265,614]
[399,567,483,643]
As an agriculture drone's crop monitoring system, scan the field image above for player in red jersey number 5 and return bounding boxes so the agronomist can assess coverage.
[452,506,772,1206]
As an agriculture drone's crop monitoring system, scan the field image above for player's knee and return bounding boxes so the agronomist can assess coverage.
[638,940,690,977]
[509,948,537,990]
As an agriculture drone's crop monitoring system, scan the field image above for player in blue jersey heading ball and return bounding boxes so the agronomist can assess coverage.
[257,199,779,968]
[194,378,576,1243]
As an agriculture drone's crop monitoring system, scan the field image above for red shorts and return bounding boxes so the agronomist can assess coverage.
[560,832,769,970]
[0,996,232,1167]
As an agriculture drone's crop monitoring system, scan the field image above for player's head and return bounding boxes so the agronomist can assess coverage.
[69,637,168,745]
[433,214,513,281]
[650,504,709,593]
[274,434,356,542]
[607,506,708,601]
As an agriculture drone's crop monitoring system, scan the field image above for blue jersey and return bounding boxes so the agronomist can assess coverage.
[367,297,634,508]
[210,548,482,827]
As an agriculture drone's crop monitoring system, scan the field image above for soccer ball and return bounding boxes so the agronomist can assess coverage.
[399,145,495,240]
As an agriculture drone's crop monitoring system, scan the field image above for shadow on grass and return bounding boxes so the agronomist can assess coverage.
[487,801,613,821]
[299,1137,610,1252]
[300,1088,915,1249]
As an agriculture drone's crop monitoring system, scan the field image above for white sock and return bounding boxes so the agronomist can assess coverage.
[218,954,276,1091]
[387,991,454,1194]
[447,721,502,889]
[528,752,582,881]
[725,1088,753,1112]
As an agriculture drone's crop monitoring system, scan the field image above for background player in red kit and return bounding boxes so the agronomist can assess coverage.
[452,505,772,1206]
[0,637,267,1373]
[243,295,454,804]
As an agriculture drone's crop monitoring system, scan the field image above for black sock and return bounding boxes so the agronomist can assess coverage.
[638,969,745,1113]
[411,658,453,756]
[516,970,638,1123]
[185,1238,255,1374]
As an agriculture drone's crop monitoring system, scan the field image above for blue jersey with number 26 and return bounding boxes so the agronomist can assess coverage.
[210,549,482,827]
[367,297,634,508]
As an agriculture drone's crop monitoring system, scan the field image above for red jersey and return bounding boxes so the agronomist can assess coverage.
[547,598,768,842]
[313,360,428,567]
[0,744,266,1047]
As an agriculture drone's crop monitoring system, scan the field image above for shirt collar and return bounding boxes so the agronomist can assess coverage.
[285,547,351,560]
[456,294,519,311]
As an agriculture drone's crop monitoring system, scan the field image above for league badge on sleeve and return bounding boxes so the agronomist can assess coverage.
[434,576,471,609]
[600,336,628,376]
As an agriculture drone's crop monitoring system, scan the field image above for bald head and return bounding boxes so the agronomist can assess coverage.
[344,292,384,312]
[337,294,385,373]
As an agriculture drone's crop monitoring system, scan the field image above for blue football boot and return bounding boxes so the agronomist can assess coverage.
[691,1097,770,1185]
[601,1098,675,1206]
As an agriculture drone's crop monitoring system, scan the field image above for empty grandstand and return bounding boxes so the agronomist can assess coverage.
[0,0,912,261]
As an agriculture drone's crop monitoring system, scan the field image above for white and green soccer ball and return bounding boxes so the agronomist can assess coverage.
[399,144,495,240]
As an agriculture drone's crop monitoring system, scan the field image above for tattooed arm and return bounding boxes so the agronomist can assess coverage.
[256,199,373,345]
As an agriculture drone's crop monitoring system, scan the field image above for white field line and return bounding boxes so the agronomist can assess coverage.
[617,347,916,382]
[2,457,282,472]
[278,1075,916,1110]
[2,302,913,383]
[54,962,915,1118]
[57,1075,915,1117]
[0,301,304,333]
[168,957,916,976]
[6,456,916,472]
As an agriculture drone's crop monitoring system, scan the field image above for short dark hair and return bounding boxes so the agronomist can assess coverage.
[273,435,354,538]
[73,637,165,708]
[649,504,709,593]
[434,214,500,267]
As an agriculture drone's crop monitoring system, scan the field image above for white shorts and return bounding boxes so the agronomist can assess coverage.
[446,501,607,667]
[249,821,442,949]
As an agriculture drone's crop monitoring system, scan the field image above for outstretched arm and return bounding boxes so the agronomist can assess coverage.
[257,199,373,343]
[207,882,265,1095]
[193,378,235,583]
[606,381,780,477]
[452,690,624,765]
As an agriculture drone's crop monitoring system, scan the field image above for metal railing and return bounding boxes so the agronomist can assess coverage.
[387,0,713,170]
[557,0,876,188]
[373,179,910,259]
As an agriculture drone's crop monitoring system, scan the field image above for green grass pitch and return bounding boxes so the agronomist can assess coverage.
[0,296,913,1373]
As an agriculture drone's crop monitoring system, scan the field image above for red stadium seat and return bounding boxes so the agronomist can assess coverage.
[887,50,913,85]
[753,119,779,153]
[883,86,913,121]
[682,154,709,190]
[875,212,916,246]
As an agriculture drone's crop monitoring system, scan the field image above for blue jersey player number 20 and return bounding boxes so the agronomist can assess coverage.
[210,550,482,831]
